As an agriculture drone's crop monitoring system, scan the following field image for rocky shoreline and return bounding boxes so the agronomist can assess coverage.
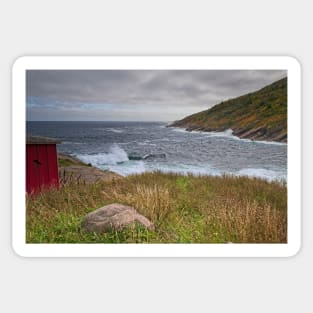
[170,123,287,143]
[58,153,122,184]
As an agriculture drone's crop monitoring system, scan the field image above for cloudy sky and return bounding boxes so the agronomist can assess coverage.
[26,70,286,121]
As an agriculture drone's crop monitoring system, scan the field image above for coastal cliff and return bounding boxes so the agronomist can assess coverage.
[169,77,287,143]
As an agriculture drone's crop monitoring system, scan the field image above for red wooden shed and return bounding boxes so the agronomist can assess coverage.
[26,136,61,194]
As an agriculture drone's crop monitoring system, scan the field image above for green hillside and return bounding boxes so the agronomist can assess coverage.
[170,77,287,142]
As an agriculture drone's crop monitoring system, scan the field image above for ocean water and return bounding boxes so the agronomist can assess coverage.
[26,121,287,181]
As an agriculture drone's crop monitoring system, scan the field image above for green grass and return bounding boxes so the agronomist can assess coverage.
[58,157,88,167]
[26,172,287,244]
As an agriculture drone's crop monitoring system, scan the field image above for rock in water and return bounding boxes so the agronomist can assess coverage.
[143,153,166,160]
[82,203,155,233]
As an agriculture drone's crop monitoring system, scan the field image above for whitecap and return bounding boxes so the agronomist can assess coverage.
[76,144,129,166]
[171,127,234,138]
[144,163,222,177]
[170,127,287,146]
[105,128,123,133]
[137,141,157,146]
[103,161,146,176]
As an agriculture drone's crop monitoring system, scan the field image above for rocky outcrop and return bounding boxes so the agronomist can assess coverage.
[232,126,287,142]
[172,125,287,143]
[58,153,122,184]
[143,153,166,160]
[59,165,122,184]
[169,77,287,143]
[128,153,167,160]
[81,203,155,233]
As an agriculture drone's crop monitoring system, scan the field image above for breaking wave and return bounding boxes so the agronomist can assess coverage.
[105,128,123,133]
[171,127,286,145]
[107,161,146,176]
[75,145,286,181]
[171,127,234,138]
[76,144,129,166]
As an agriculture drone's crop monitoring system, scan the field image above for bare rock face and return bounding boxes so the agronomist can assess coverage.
[82,203,155,233]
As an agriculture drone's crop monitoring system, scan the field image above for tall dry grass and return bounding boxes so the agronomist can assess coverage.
[201,199,286,243]
[103,184,171,224]
[26,172,287,243]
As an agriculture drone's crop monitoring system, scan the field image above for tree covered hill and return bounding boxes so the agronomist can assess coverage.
[170,77,287,142]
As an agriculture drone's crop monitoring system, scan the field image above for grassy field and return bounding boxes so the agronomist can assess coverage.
[26,171,287,244]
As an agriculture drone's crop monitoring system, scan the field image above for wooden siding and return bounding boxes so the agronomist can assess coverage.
[26,144,59,194]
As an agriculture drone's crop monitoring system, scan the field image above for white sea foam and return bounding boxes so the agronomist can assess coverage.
[150,163,222,176]
[106,128,123,133]
[151,164,286,181]
[137,141,157,146]
[76,144,129,166]
[90,157,221,177]
[76,147,286,181]
[75,141,285,181]
[171,127,234,138]
[171,127,193,134]
[171,127,286,146]
[228,134,287,146]
[249,139,286,146]
[107,161,146,176]
[235,168,286,182]
[205,129,234,138]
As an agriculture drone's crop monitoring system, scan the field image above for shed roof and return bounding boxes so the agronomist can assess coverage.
[26,136,62,144]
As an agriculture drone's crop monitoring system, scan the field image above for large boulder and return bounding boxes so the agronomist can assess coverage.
[81,203,155,233]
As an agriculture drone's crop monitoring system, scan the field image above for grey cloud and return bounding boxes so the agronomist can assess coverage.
[26,69,287,121]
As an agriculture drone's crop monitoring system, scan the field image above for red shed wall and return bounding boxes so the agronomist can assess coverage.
[26,144,59,194]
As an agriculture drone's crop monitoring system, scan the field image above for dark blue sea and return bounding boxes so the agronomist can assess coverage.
[27,121,287,181]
